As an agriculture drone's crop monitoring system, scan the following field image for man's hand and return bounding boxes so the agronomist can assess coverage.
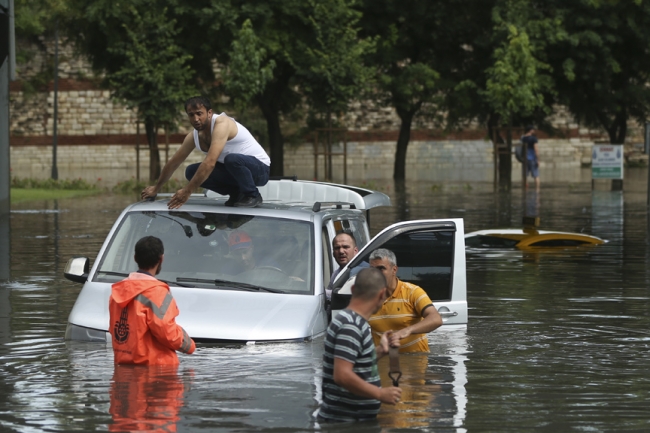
[168,188,192,209]
[378,386,402,405]
[377,330,400,357]
[141,186,158,201]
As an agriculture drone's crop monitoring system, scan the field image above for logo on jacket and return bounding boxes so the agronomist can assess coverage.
[114,307,130,344]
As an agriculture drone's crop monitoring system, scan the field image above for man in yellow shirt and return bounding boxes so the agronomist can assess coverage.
[368,248,442,353]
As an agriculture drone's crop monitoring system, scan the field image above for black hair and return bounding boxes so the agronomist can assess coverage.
[352,267,387,300]
[525,125,535,133]
[134,236,164,269]
[185,96,212,112]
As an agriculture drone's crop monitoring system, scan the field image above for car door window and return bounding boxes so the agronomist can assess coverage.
[356,229,455,302]
[322,226,332,289]
[332,219,369,250]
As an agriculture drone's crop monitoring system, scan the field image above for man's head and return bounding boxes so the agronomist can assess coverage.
[525,125,535,134]
[351,267,388,313]
[134,236,164,274]
[332,230,358,267]
[369,248,398,292]
[229,230,255,269]
[185,96,213,131]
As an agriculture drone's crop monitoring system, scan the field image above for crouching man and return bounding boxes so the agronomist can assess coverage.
[109,236,195,365]
[318,267,402,423]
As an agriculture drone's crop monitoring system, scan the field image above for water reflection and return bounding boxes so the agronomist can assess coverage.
[109,365,192,432]
[2,170,650,431]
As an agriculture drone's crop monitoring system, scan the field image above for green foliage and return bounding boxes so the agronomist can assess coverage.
[11,177,98,190]
[103,5,197,128]
[294,0,376,116]
[546,0,650,143]
[223,20,276,112]
[14,0,68,37]
[10,189,101,203]
[482,24,551,123]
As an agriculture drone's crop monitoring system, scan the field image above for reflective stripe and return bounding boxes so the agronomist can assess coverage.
[180,328,192,353]
[135,292,173,320]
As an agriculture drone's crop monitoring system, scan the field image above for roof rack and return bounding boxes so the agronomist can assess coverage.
[312,202,357,212]
[204,179,391,210]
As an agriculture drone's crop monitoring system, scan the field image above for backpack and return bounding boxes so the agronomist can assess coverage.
[514,136,525,163]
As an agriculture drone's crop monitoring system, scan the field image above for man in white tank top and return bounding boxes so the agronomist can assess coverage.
[141,96,270,208]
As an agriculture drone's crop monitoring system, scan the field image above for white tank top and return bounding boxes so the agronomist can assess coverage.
[193,113,271,166]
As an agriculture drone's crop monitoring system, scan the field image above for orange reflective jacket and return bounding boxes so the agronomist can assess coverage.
[109,272,195,365]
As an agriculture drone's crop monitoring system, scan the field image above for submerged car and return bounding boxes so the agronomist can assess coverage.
[465,225,606,250]
[64,179,468,344]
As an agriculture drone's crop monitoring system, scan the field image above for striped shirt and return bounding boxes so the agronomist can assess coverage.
[368,279,434,353]
[319,309,381,422]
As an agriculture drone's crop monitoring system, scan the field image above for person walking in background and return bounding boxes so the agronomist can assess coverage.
[318,267,402,423]
[109,236,195,365]
[522,125,540,190]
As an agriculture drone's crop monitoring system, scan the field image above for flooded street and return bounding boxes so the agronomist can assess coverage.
[2,168,650,432]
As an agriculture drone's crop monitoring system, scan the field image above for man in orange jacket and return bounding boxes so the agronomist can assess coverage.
[109,236,196,365]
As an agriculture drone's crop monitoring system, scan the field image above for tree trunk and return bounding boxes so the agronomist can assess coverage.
[258,99,284,177]
[603,110,627,144]
[487,113,511,190]
[393,109,416,180]
[145,118,161,182]
[257,70,293,177]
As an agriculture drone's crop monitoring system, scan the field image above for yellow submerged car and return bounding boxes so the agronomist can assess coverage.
[465,218,606,250]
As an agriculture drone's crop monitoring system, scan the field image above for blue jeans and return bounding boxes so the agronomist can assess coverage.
[185,154,270,198]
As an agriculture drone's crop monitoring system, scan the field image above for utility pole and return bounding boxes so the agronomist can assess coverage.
[1,0,16,281]
[51,19,59,180]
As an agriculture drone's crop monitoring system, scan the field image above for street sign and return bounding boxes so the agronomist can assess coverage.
[592,145,624,179]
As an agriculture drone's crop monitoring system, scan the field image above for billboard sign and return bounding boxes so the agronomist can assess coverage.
[592,145,624,179]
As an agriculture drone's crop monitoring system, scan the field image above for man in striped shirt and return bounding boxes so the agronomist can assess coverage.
[368,248,442,353]
[318,267,402,423]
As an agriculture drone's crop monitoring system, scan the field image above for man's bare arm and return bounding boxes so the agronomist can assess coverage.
[333,358,401,404]
[393,304,442,340]
[141,133,195,200]
[167,116,236,209]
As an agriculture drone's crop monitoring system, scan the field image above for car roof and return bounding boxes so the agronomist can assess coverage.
[124,179,392,221]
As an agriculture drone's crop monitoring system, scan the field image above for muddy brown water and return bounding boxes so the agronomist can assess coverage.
[1,168,650,432]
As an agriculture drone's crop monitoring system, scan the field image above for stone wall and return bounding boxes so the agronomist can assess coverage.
[9,137,604,186]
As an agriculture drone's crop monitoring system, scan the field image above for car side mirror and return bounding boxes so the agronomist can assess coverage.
[64,257,90,284]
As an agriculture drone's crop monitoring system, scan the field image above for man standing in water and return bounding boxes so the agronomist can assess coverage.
[522,125,540,190]
[109,236,195,365]
[141,96,271,208]
[318,267,402,423]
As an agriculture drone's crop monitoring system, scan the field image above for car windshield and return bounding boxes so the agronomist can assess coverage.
[94,211,313,294]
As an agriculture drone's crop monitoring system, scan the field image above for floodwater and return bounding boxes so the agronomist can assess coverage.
[2,168,650,432]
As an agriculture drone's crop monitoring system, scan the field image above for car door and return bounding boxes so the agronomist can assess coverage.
[329,219,467,325]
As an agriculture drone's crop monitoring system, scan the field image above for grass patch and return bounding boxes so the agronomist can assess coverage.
[11,188,101,204]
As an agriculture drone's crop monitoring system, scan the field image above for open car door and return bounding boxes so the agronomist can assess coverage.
[330,219,467,325]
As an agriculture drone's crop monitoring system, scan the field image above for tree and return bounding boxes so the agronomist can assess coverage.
[547,0,650,144]
[481,2,553,182]
[357,0,503,180]
[221,0,373,177]
[66,0,196,181]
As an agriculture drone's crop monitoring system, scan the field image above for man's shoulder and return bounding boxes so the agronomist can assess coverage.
[396,279,426,295]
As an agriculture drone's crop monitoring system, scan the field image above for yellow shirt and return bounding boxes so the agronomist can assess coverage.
[368,279,433,353]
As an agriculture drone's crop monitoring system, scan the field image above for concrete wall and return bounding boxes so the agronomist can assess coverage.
[9,137,598,186]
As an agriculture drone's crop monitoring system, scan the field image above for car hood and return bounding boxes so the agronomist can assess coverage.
[67,282,326,343]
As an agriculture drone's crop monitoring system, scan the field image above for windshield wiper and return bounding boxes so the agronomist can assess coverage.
[97,270,194,287]
[176,277,284,293]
